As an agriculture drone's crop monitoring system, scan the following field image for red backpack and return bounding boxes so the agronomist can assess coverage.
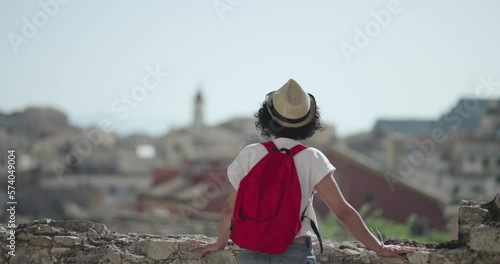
[230,141,323,254]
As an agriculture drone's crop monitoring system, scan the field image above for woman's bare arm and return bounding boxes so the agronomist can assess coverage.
[190,185,237,257]
[315,173,418,262]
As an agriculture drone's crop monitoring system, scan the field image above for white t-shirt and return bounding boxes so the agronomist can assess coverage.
[227,137,336,240]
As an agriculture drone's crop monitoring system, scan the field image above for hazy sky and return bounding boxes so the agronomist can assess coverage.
[2,0,500,136]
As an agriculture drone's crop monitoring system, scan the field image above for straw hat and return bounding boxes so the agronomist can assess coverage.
[265,79,317,128]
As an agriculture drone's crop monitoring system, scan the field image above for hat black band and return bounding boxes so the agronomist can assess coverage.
[268,103,311,124]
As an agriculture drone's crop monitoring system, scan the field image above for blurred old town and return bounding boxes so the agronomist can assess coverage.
[1,90,499,241]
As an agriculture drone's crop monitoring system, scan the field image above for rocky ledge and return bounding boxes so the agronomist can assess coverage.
[1,195,499,264]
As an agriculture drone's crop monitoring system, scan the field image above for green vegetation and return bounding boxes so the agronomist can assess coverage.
[318,204,451,243]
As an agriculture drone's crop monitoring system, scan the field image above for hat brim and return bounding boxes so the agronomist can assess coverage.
[265,92,317,128]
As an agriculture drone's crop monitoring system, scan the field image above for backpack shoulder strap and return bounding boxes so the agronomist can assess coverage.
[301,192,324,254]
[290,144,307,156]
[261,141,278,153]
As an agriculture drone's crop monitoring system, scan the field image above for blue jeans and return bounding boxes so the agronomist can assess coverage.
[238,239,316,264]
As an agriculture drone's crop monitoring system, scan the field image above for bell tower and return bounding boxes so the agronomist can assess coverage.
[193,88,204,127]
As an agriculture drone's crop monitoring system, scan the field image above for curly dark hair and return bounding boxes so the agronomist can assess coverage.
[254,102,323,140]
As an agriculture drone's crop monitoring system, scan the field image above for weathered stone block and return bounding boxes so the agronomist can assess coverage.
[459,206,489,227]
[100,249,122,264]
[469,225,500,253]
[0,226,8,240]
[16,231,33,241]
[54,235,81,246]
[407,250,431,264]
[51,247,71,255]
[145,240,178,260]
[52,219,110,236]
[8,245,33,264]
[31,224,61,236]
[29,236,53,247]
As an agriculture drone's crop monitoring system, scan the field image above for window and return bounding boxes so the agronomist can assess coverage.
[496,175,500,184]
[483,158,489,168]
[497,157,500,167]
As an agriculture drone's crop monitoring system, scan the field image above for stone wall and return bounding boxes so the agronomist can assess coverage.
[1,196,499,264]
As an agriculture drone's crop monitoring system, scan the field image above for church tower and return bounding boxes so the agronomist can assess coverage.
[193,88,204,127]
